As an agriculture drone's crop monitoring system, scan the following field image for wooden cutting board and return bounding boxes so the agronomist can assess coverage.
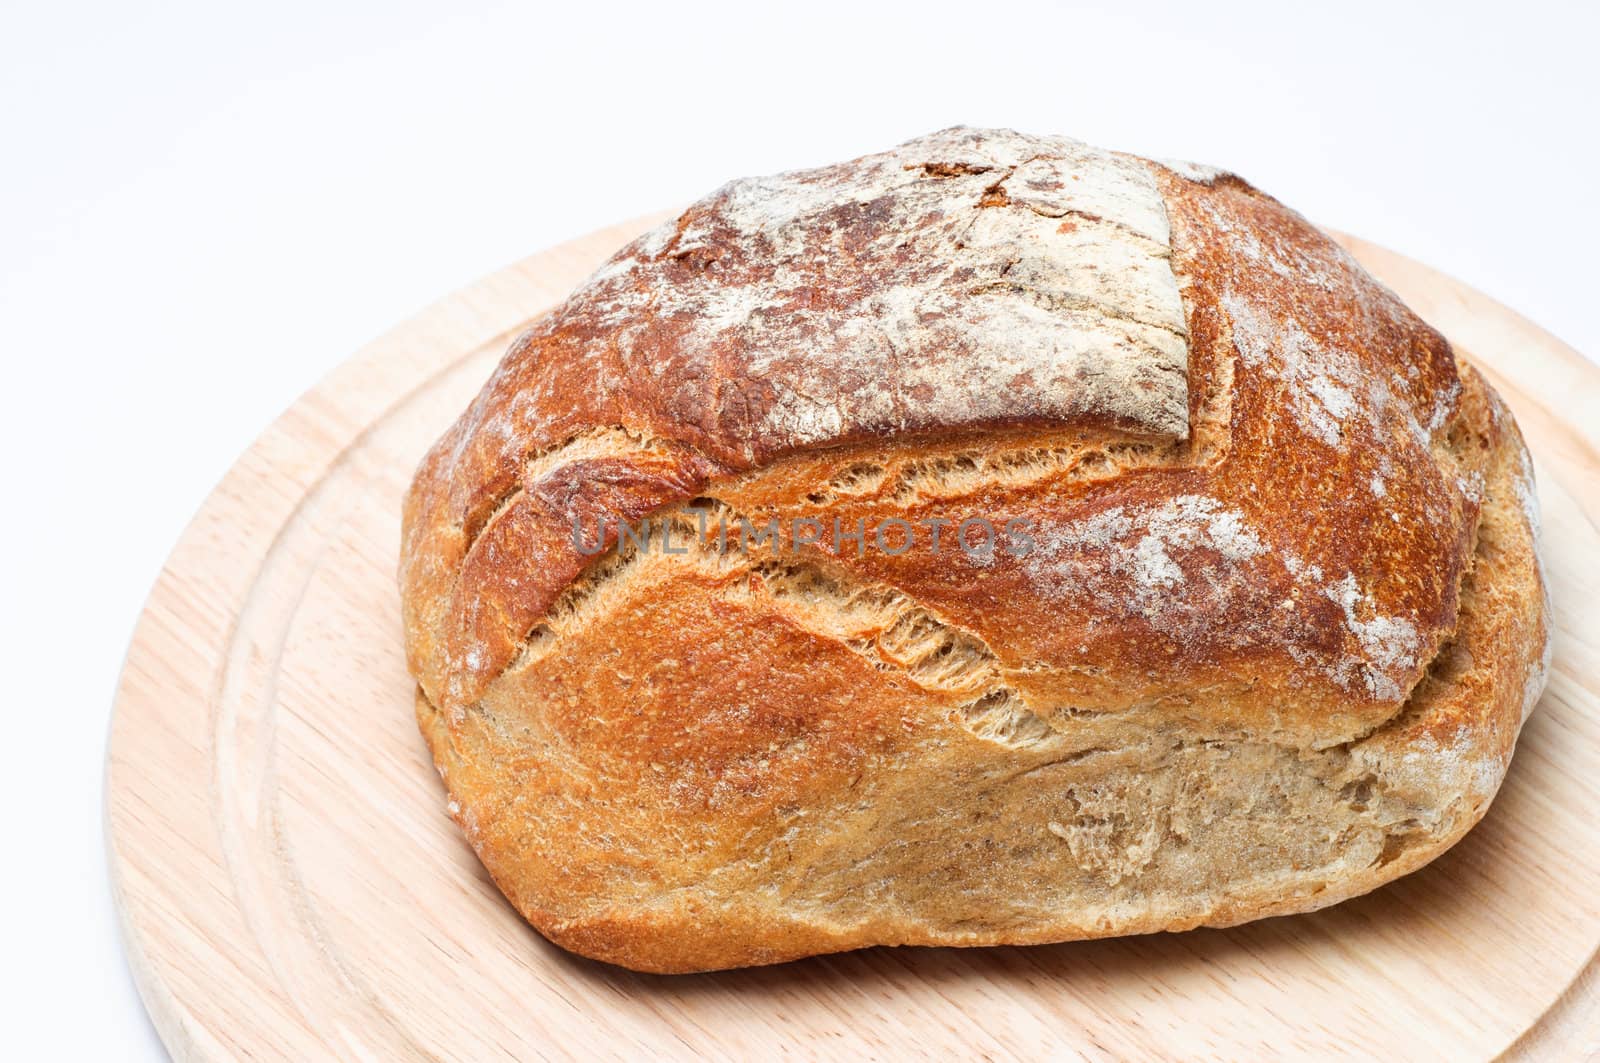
[105,218,1600,1061]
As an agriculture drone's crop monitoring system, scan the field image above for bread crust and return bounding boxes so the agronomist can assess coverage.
[400,129,1549,973]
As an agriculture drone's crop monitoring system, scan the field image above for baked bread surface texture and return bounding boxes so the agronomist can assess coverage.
[399,128,1549,973]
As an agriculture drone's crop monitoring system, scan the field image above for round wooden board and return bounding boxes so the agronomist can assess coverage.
[106,218,1600,1061]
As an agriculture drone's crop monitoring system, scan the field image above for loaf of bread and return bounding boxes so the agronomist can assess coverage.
[399,128,1549,973]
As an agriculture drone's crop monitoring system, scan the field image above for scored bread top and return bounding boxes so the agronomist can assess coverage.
[401,127,1497,748]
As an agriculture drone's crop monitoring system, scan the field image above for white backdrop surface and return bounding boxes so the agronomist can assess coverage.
[0,1,1594,1056]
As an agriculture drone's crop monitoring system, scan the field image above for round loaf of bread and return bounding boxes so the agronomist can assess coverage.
[399,127,1549,973]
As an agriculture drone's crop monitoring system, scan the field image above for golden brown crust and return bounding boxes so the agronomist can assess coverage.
[400,128,1548,973]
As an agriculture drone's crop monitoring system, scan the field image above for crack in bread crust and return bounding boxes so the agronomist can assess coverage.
[480,471,1498,761]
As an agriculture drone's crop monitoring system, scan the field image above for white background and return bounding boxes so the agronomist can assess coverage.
[2,1,1595,1057]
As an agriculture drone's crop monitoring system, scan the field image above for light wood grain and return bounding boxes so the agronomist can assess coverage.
[105,219,1600,1061]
